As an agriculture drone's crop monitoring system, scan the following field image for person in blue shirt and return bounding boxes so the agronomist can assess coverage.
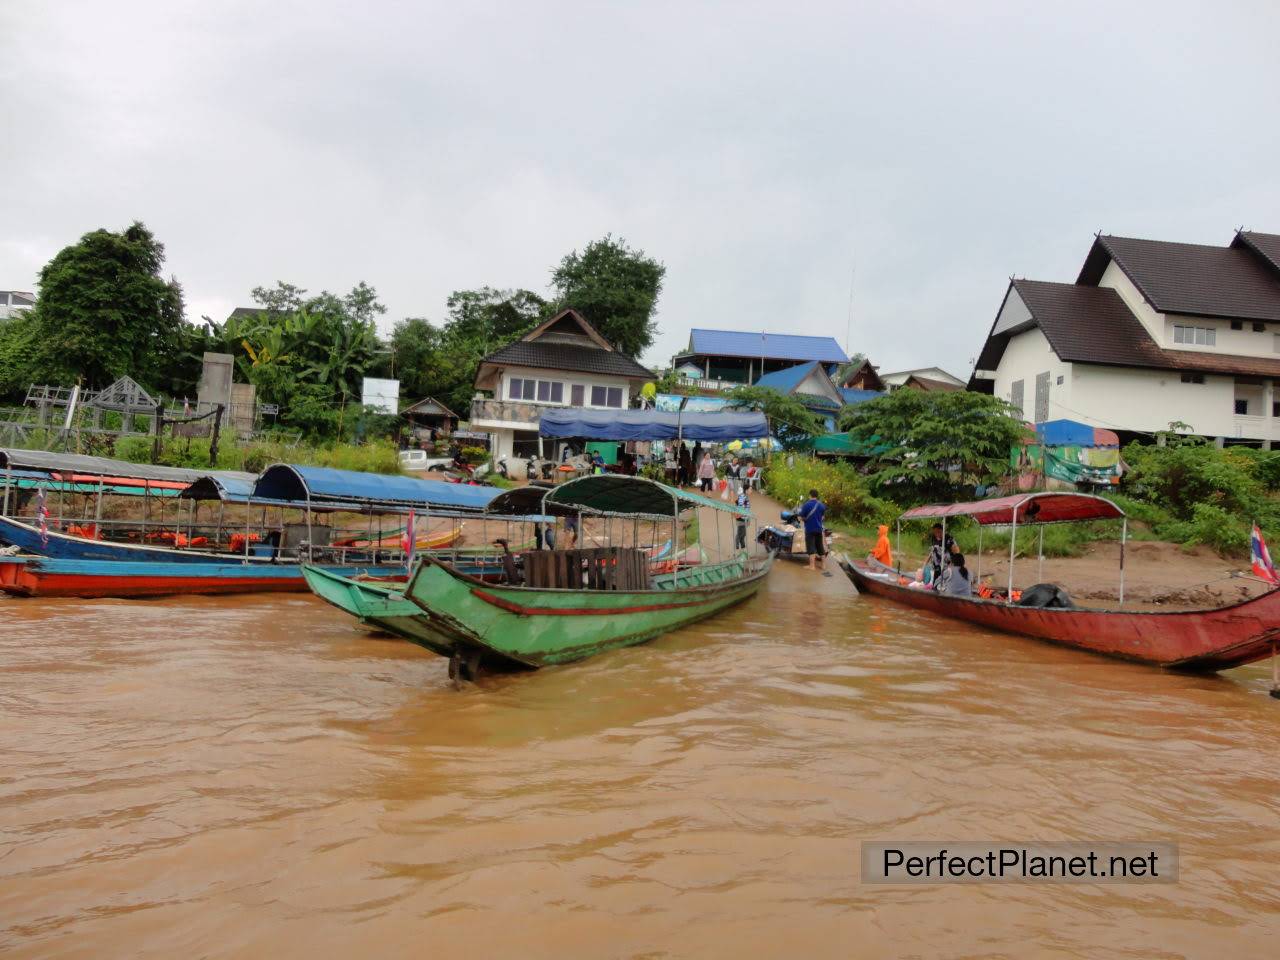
[797,488,827,571]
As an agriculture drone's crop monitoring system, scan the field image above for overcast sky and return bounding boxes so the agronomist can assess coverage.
[3,0,1279,378]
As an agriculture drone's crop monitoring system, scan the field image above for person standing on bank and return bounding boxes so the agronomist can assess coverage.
[797,488,827,571]
[697,449,716,492]
[678,443,693,487]
[734,488,750,550]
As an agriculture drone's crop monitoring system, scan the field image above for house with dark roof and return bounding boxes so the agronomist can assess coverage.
[878,366,966,390]
[471,308,654,458]
[970,229,1280,444]
[670,329,849,390]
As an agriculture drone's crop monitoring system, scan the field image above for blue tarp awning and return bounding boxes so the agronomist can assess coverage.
[538,409,769,441]
[251,464,499,511]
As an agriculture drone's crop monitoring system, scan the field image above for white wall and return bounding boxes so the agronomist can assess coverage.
[1098,260,1280,360]
[496,365,633,411]
[992,328,1073,422]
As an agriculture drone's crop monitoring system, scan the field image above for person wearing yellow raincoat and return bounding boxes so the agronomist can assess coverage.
[871,524,893,566]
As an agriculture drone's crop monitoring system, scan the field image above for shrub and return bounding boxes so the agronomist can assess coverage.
[763,454,895,525]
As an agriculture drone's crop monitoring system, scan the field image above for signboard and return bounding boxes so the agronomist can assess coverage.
[361,377,400,415]
[654,393,733,413]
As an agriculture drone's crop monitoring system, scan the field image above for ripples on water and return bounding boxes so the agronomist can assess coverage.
[3,565,1279,958]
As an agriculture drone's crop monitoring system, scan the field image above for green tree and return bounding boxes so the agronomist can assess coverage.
[839,389,1027,503]
[387,288,547,415]
[723,385,824,451]
[550,235,664,356]
[0,310,40,400]
[26,221,186,389]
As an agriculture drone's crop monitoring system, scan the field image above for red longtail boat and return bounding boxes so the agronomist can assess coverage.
[837,493,1280,674]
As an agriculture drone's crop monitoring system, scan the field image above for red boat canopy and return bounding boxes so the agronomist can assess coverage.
[899,493,1125,526]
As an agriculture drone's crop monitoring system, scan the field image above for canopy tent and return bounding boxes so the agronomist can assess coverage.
[1034,419,1119,448]
[544,473,750,518]
[899,492,1125,526]
[0,448,255,487]
[252,463,499,512]
[538,409,769,442]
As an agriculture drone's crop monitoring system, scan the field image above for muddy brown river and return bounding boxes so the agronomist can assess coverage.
[3,562,1279,957]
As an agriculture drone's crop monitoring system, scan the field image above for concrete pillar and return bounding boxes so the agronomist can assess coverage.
[1214,436,1225,449]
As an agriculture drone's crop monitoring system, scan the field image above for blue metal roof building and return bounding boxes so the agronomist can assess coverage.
[672,329,849,388]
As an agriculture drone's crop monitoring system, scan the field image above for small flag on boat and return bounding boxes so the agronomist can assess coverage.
[1251,524,1278,585]
[35,485,49,547]
[404,508,416,571]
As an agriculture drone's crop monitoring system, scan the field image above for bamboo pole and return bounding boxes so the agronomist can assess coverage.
[1007,506,1019,599]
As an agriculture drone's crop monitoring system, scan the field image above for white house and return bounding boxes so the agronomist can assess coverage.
[470,308,654,459]
[0,290,35,320]
[970,229,1280,445]
[878,366,965,390]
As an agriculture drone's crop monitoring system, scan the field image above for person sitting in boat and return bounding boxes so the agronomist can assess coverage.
[871,524,893,567]
[938,546,972,597]
[926,523,956,582]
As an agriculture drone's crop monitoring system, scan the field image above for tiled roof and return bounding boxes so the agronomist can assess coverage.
[684,329,848,363]
[904,375,964,392]
[1233,231,1280,276]
[977,279,1280,379]
[480,339,654,380]
[1078,235,1280,322]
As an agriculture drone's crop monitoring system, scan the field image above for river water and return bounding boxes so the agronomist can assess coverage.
[3,561,1279,958]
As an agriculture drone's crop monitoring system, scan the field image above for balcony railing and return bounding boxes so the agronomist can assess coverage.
[675,376,748,392]
[470,397,553,426]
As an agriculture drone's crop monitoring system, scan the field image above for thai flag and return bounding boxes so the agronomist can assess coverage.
[1251,524,1278,585]
[35,485,49,547]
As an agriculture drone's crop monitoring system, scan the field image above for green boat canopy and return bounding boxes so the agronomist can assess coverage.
[543,474,750,518]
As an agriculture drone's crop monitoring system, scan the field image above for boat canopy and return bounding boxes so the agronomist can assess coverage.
[485,484,575,518]
[899,492,1125,526]
[543,473,751,518]
[0,447,255,487]
[538,409,769,441]
[252,463,499,512]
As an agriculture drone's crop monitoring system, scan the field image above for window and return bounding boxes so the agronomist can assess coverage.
[1173,324,1216,346]
[1034,371,1050,423]
[1235,399,1249,416]
[590,385,623,408]
[1009,379,1024,417]
[508,378,562,402]
[1273,401,1280,418]
[570,384,585,406]
[1056,375,1064,385]
[1273,334,1280,354]
[1231,320,1244,331]
[1180,372,1205,384]
[1254,322,1267,332]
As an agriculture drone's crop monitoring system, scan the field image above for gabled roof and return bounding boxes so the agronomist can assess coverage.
[401,396,458,418]
[902,375,964,392]
[1077,234,1280,322]
[975,279,1280,381]
[1232,230,1280,276]
[475,308,653,387]
[753,360,845,408]
[682,329,848,363]
[838,357,886,391]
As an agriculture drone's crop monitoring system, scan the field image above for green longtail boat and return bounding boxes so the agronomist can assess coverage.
[404,474,772,677]
[301,565,457,657]
[304,474,772,679]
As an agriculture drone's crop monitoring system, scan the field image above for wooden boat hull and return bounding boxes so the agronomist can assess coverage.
[403,554,773,669]
[0,515,265,563]
[838,555,1280,672]
[0,556,410,599]
[301,565,459,658]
